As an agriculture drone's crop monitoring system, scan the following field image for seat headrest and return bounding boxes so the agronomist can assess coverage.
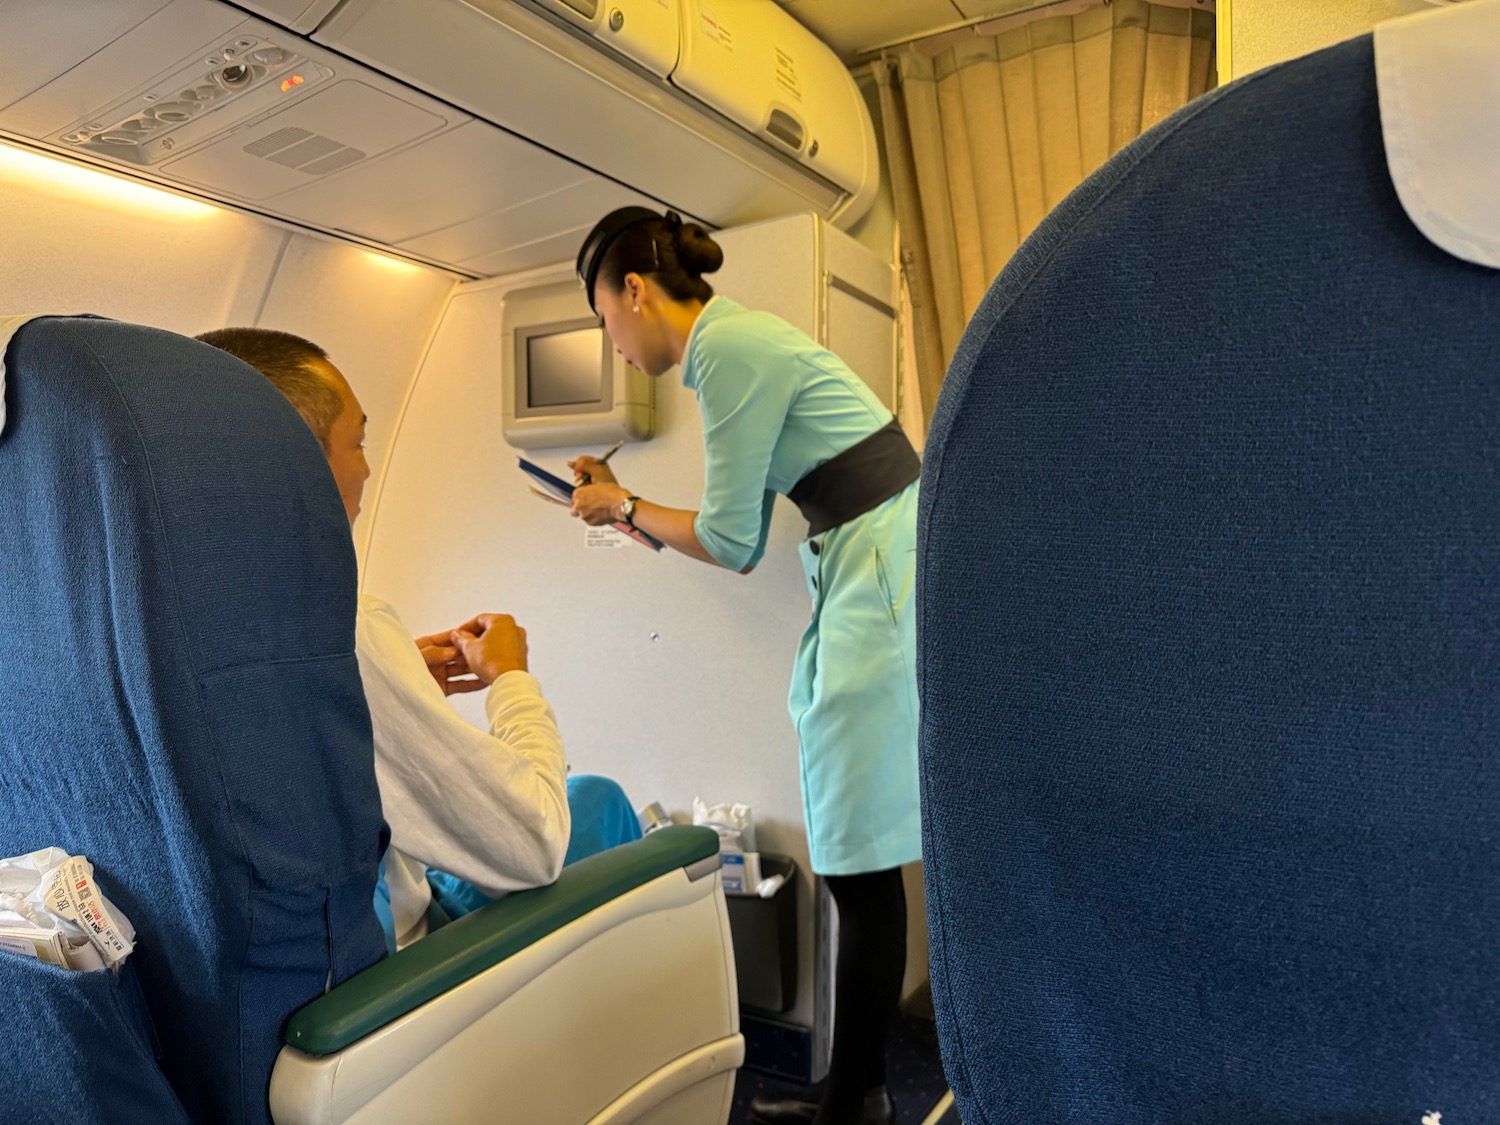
[0,314,55,436]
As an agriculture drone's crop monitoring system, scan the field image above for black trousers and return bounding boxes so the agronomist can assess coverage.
[819,867,908,1121]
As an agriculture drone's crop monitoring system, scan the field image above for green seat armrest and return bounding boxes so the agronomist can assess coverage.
[285,825,721,1056]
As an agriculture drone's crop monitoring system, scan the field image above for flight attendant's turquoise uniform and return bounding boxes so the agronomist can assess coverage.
[682,297,921,876]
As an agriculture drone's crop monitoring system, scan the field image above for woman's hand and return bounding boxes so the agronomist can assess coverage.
[569,455,618,486]
[571,482,630,526]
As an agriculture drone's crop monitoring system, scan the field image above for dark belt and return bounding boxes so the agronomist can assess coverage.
[787,419,921,538]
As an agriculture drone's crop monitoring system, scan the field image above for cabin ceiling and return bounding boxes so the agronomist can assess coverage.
[776,0,1062,60]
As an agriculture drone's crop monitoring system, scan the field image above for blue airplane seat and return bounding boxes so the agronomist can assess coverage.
[0,316,389,1123]
[0,315,744,1125]
[918,8,1499,1124]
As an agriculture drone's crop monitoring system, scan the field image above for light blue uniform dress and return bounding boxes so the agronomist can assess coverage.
[684,297,921,876]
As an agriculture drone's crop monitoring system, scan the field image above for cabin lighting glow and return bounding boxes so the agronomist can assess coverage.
[363,248,427,274]
[0,141,217,220]
[279,74,306,93]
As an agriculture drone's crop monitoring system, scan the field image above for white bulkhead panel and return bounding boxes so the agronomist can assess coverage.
[531,0,682,79]
[672,0,877,221]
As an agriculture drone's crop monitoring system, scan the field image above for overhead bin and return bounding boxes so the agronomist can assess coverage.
[529,0,682,79]
[311,0,877,229]
[672,0,875,216]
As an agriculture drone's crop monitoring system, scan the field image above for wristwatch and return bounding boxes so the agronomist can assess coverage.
[618,495,641,527]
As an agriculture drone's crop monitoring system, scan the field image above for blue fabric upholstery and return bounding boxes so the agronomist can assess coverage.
[919,37,1500,1125]
[0,318,389,1123]
[0,957,189,1125]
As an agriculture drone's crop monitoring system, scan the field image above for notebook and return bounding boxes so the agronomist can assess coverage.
[518,457,664,552]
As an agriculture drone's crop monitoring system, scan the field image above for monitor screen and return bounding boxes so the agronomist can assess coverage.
[526,325,605,409]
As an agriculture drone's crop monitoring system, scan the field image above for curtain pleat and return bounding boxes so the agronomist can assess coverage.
[898,51,972,373]
[1189,14,1217,99]
[1109,3,1150,152]
[1031,19,1086,213]
[935,51,990,318]
[954,41,1019,285]
[1074,8,1115,177]
[998,30,1050,249]
[883,1,1216,421]
[1142,7,1194,130]
[874,63,950,428]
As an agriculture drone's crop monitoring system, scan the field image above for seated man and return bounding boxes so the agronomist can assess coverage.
[196,327,637,950]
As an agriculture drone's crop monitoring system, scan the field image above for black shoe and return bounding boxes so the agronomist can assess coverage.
[854,1086,895,1125]
[749,1085,895,1125]
[748,1082,822,1124]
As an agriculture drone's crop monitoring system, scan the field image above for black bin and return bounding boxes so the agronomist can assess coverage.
[724,853,798,1014]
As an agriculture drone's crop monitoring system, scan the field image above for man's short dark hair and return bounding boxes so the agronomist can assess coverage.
[195,327,341,448]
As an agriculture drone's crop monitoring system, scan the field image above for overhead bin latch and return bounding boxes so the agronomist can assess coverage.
[765,108,805,154]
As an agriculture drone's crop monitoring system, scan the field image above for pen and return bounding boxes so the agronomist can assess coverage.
[576,438,626,485]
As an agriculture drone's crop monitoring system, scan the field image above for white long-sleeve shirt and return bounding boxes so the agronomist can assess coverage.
[355,595,570,949]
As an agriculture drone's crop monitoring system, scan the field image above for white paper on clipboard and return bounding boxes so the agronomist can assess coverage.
[516,457,665,552]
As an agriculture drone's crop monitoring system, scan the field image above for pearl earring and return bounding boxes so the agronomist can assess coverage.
[633,305,640,314]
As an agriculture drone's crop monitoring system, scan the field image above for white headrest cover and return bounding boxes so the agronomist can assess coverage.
[1376,0,1500,269]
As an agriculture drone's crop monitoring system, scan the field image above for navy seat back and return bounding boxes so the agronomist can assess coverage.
[0,318,388,1123]
[919,37,1500,1124]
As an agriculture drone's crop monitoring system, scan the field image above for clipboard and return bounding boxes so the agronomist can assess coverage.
[518,457,665,552]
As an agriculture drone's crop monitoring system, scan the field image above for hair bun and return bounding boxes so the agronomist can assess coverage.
[674,223,724,277]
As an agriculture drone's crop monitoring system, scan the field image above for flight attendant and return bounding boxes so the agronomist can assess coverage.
[570,208,920,1125]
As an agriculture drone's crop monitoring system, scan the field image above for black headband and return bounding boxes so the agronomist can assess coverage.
[575,207,682,312]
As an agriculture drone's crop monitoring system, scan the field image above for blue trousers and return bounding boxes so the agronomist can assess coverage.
[425,774,643,920]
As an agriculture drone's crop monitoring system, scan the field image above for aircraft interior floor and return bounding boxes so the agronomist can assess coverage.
[728,1013,953,1125]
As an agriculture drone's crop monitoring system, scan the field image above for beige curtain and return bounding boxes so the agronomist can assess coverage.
[875,0,1216,420]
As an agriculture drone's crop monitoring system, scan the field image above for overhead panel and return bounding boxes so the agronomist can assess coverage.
[0,0,176,112]
[53,45,338,169]
[401,177,661,275]
[271,121,591,244]
[0,0,882,275]
[0,1,245,138]
[161,80,449,200]
[0,0,666,278]
[232,0,344,33]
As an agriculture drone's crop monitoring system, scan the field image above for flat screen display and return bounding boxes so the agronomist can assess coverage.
[527,326,604,409]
